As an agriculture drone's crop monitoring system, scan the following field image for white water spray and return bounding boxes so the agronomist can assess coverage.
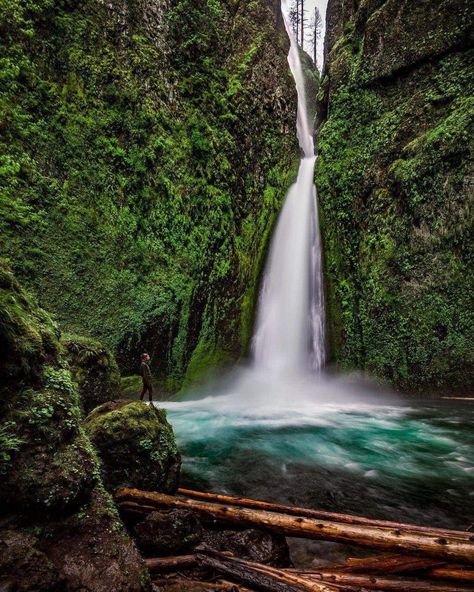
[252,6,325,374]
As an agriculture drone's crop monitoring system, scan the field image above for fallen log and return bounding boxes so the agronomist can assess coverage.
[198,550,474,592]
[119,500,157,515]
[146,555,197,573]
[196,547,361,592]
[303,570,473,591]
[178,488,473,541]
[115,489,474,564]
[152,577,250,591]
[313,553,474,582]
[314,554,444,574]
[426,565,474,583]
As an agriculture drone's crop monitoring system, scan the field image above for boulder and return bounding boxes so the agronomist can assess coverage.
[40,486,151,592]
[134,510,202,555]
[202,528,291,568]
[62,334,121,413]
[0,264,151,591]
[84,400,181,493]
[0,530,64,592]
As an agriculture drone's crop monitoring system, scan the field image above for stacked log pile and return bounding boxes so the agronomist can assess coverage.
[116,488,474,592]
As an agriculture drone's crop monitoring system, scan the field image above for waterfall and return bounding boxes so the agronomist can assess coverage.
[252,5,325,374]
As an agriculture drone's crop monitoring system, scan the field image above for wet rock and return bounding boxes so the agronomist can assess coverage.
[84,400,181,493]
[0,530,64,592]
[202,528,291,568]
[40,486,151,592]
[63,334,121,413]
[0,264,151,591]
[134,510,203,555]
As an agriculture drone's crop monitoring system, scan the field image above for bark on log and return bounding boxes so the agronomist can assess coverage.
[320,554,445,574]
[178,489,473,541]
[426,565,474,583]
[152,577,250,591]
[196,548,362,592]
[229,556,473,592]
[303,570,473,591]
[115,489,474,564]
[316,553,474,582]
[197,549,473,592]
[146,555,197,573]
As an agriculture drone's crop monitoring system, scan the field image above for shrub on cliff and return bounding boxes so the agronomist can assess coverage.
[85,400,181,493]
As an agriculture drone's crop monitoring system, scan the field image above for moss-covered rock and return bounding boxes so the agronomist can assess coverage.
[0,264,151,591]
[62,334,120,413]
[85,400,181,493]
[0,265,59,389]
[316,0,474,393]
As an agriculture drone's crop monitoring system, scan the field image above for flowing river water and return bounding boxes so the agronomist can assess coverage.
[162,1,474,565]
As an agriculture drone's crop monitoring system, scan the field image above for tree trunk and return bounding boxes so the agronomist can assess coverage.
[177,489,472,541]
[301,570,472,592]
[426,565,474,583]
[196,548,356,592]
[146,555,197,573]
[116,489,474,564]
[152,577,251,591]
[316,553,474,582]
[319,554,445,574]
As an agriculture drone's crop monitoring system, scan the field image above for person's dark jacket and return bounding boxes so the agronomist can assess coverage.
[140,361,152,385]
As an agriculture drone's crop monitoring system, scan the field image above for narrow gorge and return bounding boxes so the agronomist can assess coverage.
[1,1,473,591]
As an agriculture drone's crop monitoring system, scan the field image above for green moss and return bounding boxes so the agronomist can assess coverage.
[84,400,181,493]
[0,0,297,389]
[0,263,59,386]
[120,374,143,399]
[62,333,120,412]
[316,11,474,393]
[0,264,150,592]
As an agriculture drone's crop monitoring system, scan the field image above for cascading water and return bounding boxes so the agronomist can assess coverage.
[161,1,474,537]
[252,9,325,374]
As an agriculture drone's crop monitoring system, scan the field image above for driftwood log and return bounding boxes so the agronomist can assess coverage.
[196,547,360,592]
[316,553,474,582]
[300,570,473,591]
[152,577,251,591]
[146,555,197,573]
[144,553,474,585]
[196,549,474,592]
[116,488,474,564]
[178,488,473,541]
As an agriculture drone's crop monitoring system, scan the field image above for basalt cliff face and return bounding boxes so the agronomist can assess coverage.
[316,0,473,393]
[0,0,297,389]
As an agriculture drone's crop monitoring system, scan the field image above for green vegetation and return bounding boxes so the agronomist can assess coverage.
[316,0,474,392]
[84,400,181,493]
[0,0,297,390]
[0,262,151,588]
[62,333,120,412]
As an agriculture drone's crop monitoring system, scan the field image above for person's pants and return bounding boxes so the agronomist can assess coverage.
[140,382,153,401]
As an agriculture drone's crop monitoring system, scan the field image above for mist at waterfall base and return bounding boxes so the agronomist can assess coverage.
[160,1,474,562]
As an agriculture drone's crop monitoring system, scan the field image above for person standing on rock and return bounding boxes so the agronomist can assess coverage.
[139,352,153,403]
